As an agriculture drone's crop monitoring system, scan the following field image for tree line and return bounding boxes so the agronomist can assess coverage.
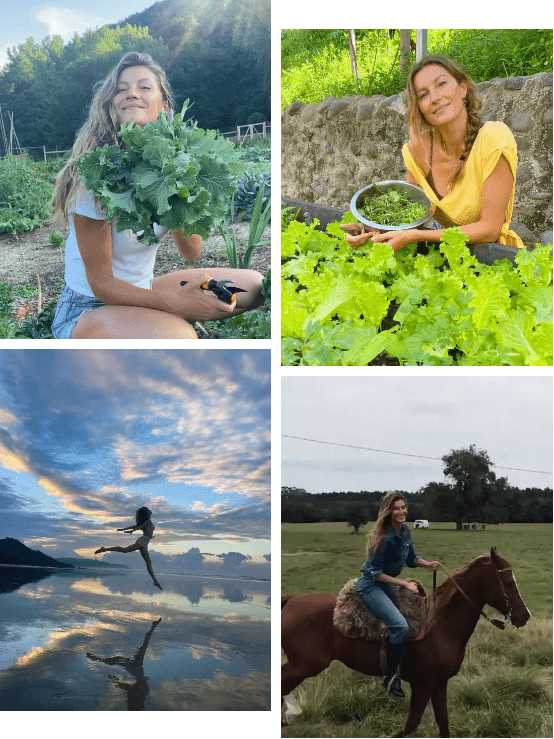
[282,445,552,528]
[0,0,270,153]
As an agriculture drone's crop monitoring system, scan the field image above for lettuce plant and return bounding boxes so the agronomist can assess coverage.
[281,219,553,366]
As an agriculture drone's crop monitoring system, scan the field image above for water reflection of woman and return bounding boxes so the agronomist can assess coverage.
[95,506,162,590]
[86,617,162,710]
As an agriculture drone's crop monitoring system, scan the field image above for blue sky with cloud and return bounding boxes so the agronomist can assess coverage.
[0,349,270,564]
[0,1,153,69]
[282,375,552,495]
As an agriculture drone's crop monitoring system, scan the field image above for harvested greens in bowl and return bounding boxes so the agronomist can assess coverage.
[359,188,427,225]
[351,181,433,231]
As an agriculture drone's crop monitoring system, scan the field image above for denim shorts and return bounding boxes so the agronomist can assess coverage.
[51,284,107,339]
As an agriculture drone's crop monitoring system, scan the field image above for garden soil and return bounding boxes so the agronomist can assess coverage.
[0,219,270,338]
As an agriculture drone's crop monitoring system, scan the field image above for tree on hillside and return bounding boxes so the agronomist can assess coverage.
[0,25,169,150]
[442,444,497,529]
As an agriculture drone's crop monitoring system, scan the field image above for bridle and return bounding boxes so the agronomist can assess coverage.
[438,562,513,630]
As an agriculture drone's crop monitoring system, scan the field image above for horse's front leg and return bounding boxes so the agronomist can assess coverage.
[431,679,450,738]
[394,682,431,738]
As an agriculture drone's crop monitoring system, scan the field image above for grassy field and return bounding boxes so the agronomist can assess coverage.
[282,522,552,737]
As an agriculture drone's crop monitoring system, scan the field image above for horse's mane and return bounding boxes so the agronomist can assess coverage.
[430,553,497,615]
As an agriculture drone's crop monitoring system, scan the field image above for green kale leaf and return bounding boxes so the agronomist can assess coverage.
[77,102,243,245]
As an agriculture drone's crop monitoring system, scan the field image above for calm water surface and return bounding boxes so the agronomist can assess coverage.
[0,566,270,710]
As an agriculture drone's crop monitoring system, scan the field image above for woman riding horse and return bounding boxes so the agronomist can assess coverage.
[357,492,440,697]
[282,547,530,737]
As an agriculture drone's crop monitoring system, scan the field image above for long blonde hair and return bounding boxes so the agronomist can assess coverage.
[366,492,407,555]
[51,51,174,226]
[406,54,483,193]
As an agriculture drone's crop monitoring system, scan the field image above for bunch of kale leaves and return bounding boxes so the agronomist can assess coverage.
[78,103,243,245]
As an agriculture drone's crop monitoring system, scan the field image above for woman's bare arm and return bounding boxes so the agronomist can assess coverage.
[416,154,513,244]
[170,230,202,261]
[75,215,178,311]
[74,215,229,317]
[374,154,514,251]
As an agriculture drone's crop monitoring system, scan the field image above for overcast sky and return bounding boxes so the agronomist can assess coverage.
[282,375,552,495]
[0,349,270,564]
[0,0,152,69]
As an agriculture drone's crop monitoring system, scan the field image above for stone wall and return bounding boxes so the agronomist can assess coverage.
[281,72,553,245]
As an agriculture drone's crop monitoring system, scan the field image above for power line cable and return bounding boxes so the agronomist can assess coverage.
[281,434,552,476]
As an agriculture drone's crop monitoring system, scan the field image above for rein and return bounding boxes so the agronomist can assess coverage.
[437,562,512,630]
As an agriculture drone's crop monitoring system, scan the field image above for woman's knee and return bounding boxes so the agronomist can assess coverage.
[390,619,410,644]
[233,270,265,311]
[72,306,198,339]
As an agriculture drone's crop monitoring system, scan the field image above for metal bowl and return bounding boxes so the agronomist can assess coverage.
[350,180,434,231]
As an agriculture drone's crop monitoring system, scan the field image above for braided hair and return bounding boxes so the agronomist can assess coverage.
[406,54,483,192]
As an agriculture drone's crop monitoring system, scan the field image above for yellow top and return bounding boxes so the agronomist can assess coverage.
[402,121,524,249]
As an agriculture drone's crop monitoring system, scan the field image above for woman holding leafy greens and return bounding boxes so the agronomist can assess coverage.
[349,55,523,263]
[51,51,264,339]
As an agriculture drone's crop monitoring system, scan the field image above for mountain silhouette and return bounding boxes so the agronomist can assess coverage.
[0,537,74,568]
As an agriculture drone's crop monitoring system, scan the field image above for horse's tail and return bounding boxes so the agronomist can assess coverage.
[281,594,295,610]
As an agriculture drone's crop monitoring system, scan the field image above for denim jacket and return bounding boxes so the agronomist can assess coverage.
[360,523,420,583]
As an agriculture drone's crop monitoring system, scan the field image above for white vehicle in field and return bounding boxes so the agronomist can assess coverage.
[413,519,429,529]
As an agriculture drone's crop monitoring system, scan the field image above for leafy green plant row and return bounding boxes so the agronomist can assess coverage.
[0,155,54,235]
[281,218,553,366]
[0,281,56,338]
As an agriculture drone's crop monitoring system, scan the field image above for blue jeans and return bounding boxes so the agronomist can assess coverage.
[356,577,410,645]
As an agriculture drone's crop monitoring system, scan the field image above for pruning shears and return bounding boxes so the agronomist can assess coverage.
[179,278,247,305]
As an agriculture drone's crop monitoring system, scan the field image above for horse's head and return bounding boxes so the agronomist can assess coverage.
[487,548,531,628]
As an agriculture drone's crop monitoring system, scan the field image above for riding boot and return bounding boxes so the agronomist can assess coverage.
[382,640,405,698]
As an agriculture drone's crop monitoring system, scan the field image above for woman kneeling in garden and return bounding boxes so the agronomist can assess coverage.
[351,54,523,262]
[50,51,263,339]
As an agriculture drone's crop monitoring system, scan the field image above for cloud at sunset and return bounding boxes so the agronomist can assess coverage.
[0,350,271,565]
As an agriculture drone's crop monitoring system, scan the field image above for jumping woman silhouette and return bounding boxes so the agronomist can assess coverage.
[95,506,162,590]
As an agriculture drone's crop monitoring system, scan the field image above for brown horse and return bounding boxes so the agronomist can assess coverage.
[281,548,530,737]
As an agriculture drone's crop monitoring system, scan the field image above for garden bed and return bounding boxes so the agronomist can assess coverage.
[0,219,270,338]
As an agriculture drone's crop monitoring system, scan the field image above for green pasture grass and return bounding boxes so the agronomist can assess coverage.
[282,522,552,617]
[282,522,552,737]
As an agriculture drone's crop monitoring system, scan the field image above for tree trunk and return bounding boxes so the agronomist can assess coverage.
[400,29,411,74]
[348,29,359,88]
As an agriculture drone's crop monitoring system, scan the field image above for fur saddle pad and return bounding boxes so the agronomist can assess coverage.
[333,578,429,643]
